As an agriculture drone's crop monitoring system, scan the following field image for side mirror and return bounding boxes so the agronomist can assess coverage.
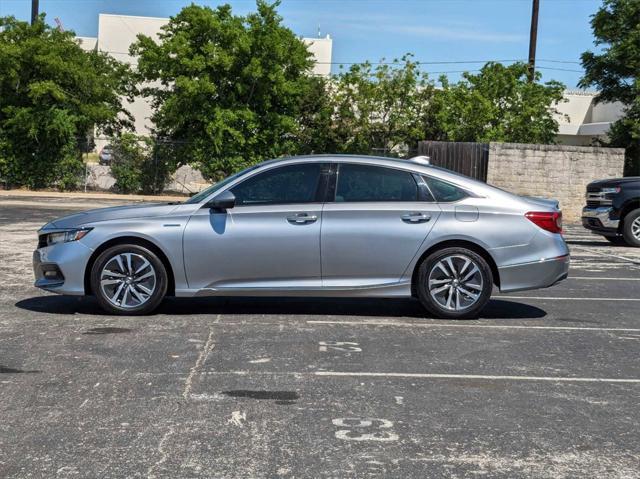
[204,190,236,211]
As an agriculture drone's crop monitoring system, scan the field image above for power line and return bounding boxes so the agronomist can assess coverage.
[93,48,584,73]
[97,51,582,67]
[538,59,582,65]
[537,66,584,73]
[316,59,525,65]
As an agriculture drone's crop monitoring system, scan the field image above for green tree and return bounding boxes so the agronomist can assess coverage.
[579,0,640,176]
[436,62,565,144]
[131,1,314,180]
[328,55,440,156]
[294,75,339,155]
[0,15,133,189]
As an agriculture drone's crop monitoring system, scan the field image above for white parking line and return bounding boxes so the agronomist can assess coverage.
[569,276,640,281]
[501,296,640,301]
[306,320,640,333]
[572,246,640,265]
[196,370,640,384]
[314,371,640,384]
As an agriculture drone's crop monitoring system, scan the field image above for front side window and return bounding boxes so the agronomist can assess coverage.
[335,164,418,202]
[230,163,323,206]
[185,164,262,204]
[424,176,468,202]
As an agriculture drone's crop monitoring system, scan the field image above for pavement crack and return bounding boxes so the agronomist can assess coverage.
[182,315,220,399]
[147,426,175,479]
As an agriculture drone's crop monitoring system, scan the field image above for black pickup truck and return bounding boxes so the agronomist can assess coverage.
[582,177,640,247]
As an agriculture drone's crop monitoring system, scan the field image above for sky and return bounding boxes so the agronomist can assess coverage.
[0,0,604,88]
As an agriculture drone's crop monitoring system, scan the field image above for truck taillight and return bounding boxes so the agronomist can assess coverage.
[525,211,563,234]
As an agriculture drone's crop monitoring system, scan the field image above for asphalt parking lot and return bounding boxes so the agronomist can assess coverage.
[1,196,640,478]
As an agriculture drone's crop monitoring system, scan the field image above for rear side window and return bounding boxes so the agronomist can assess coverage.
[424,176,468,202]
[231,164,322,206]
[335,164,418,202]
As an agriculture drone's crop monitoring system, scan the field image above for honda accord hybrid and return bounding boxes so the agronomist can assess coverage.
[33,155,569,319]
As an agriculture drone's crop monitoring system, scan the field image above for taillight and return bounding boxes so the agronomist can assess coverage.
[525,211,563,234]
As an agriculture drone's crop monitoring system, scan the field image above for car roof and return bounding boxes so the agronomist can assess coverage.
[262,154,480,186]
[260,154,435,172]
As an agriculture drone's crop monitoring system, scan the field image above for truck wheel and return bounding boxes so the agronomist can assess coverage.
[622,208,640,247]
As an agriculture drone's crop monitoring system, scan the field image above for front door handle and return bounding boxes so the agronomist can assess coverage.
[287,213,318,225]
[401,212,431,224]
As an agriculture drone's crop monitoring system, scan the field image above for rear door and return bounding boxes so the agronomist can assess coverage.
[321,163,441,287]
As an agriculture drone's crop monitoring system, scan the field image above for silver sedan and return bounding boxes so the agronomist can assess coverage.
[33,155,569,319]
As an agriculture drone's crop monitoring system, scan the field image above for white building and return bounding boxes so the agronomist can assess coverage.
[555,91,625,146]
[79,13,333,140]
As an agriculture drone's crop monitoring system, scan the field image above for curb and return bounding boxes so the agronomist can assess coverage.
[0,189,187,202]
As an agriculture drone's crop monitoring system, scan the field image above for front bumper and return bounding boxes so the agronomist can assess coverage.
[33,240,94,295]
[581,206,620,235]
[498,254,570,293]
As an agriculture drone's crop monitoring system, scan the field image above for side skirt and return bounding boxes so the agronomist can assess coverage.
[175,281,412,298]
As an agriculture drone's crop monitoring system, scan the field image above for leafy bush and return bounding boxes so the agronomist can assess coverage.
[110,134,176,194]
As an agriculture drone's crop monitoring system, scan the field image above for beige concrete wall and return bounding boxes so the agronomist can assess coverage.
[487,143,625,222]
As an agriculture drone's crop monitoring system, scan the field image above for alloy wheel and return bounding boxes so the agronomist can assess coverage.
[100,252,156,309]
[427,254,484,311]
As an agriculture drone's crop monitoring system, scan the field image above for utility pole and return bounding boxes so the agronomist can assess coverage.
[528,0,540,82]
[31,0,39,25]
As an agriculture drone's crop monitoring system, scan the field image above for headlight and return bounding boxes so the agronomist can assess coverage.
[601,187,621,194]
[42,228,93,246]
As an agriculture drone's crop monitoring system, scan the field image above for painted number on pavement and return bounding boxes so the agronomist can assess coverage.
[332,418,398,442]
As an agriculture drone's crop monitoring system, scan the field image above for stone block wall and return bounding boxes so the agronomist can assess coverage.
[85,164,208,196]
[486,143,625,222]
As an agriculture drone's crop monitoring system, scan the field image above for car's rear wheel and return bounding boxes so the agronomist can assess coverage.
[417,247,493,319]
[90,244,167,315]
[622,208,640,247]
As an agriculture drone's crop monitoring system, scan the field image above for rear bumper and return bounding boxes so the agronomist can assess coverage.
[582,206,620,235]
[498,254,569,293]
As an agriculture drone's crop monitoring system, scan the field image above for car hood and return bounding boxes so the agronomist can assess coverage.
[587,177,640,189]
[520,195,560,210]
[41,203,180,230]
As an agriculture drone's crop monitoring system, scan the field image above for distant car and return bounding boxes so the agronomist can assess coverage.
[98,145,113,165]
[33,155,569,318]
[582,177,640,247]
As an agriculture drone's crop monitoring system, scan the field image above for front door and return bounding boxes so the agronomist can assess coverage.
[183,163,326,292]
[321,163,441,287]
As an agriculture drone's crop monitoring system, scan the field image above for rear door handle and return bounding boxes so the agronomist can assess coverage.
[287,213,318,225]
[401,212,431,223]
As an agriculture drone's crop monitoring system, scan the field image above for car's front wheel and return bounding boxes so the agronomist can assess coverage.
[90,244,167,315]
[622,208,640,247]
[417,247,493,319]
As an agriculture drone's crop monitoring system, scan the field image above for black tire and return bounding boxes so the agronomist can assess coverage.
[90,244,168,315]
[416,247,493,319]
[622,208,640,247]
[604,236,626,246]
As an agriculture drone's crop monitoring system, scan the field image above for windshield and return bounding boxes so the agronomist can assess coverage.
[184,164,262,204]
